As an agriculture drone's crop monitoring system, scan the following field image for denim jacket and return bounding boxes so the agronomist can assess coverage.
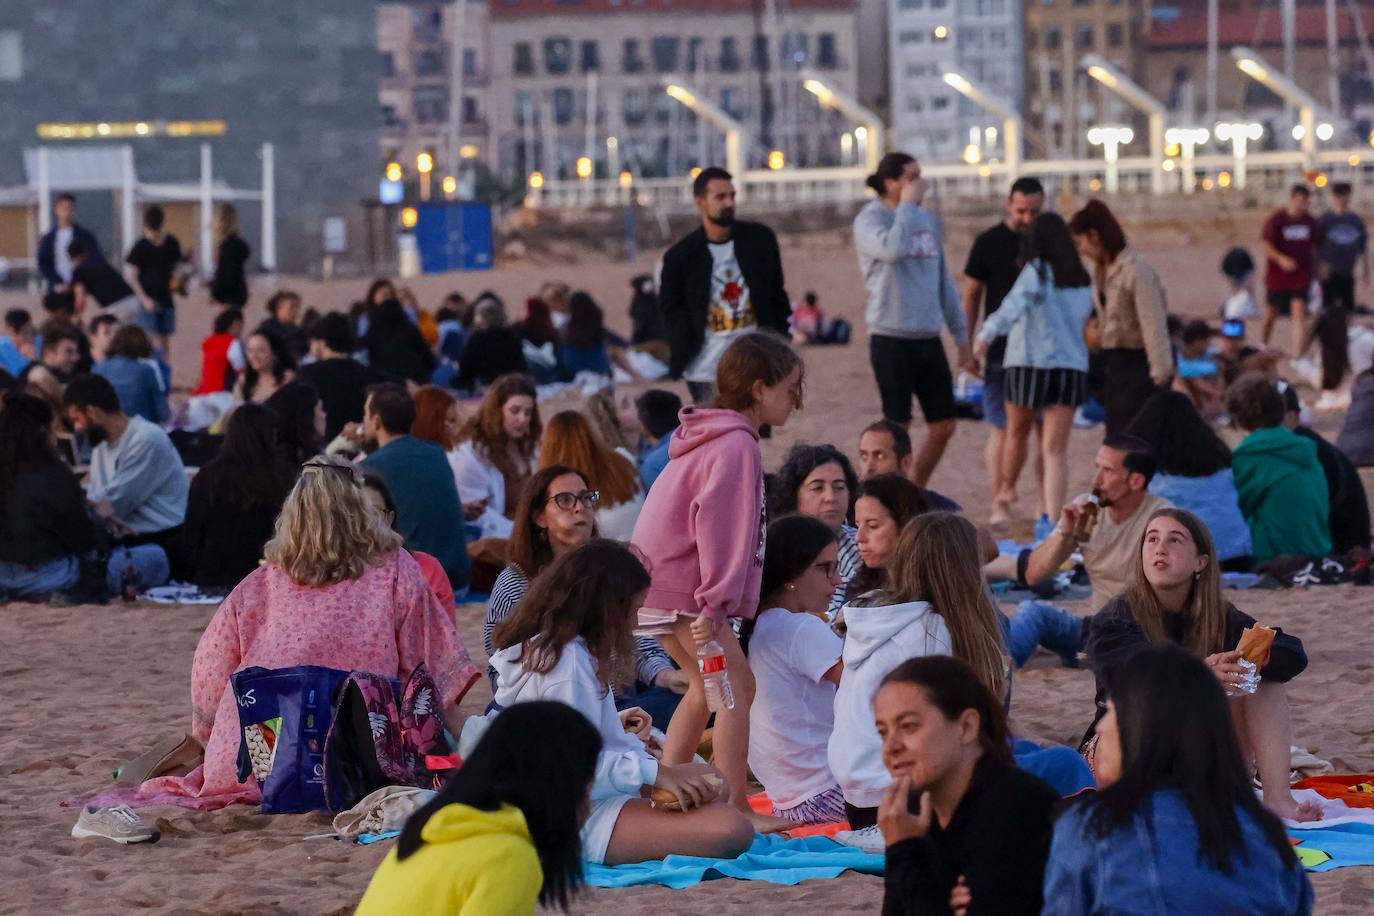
[1043,790,1314,915]
[977,261,1093,371]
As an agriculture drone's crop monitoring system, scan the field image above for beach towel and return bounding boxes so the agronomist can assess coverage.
[582,834,884,888]
[1288,823,1374,872]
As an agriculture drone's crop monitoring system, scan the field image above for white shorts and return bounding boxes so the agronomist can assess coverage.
[634,607,688,638]
[581,794,634,864]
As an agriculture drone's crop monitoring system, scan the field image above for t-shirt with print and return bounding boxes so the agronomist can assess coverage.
[747,607,843,809]
[1082,493,1171,611]
[1262,210,1323,292]
[963,222,1023,365]
[685,240,755,384]
[126,235,184,308]
[1317,211,1368,277]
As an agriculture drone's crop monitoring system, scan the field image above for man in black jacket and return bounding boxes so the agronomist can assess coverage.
[658,167,791,402]
[37,193,105,302]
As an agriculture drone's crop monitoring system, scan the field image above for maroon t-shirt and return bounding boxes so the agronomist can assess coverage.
[1262,210,1323,292]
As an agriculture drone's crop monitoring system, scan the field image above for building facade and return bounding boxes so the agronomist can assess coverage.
[0,2,380,275]
[887,0,1024,165]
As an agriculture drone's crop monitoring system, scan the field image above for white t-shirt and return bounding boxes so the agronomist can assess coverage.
[55,226,74,282]
[747,607,843,809]
[685,240,755,384]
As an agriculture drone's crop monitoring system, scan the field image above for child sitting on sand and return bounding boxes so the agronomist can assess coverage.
[357,702,602,916]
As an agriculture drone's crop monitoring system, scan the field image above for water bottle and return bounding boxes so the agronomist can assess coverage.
[121,562,137,603]
[697,638,735,712]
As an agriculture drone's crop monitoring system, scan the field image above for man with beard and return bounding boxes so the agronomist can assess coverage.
[962,178,1046,527]
[63,374,188,569]
[658,167,792,403]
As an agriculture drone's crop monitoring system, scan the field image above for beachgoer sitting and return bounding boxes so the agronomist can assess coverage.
[93,325,170,424]
[485,540,754,865]
[846,473,931,603]
[769,443,860,618]
[255,290,309,362]
[1278,382,1371,556]
[409,384,469,510]
[136,455,480,809]
[483,465,685,727]
[560,291,617,378]
[877,656,1059,916]
[362,297,437,386]
[540,410,644,541]
[297,312,383,441]
[20,325,82,412]
[1172,319,1225,419]
[635,388,682,492]
[357,702,601,916]
[1225,373,1331,564]
[1083,508,1319,822]
[193,309,244,397]
[1337,359,1374,467]
[0,307,34,376]
[0,392,166,600]
[181,403,295,593]
[742,515,845,824]
[1044,644,1314,913]
[361,472,455,617]
[233,330,295,404]
[854,419,961,510]
[1125,390,1253,570]
[452,373,541,540]
[264,382,325,467]
[360,383,470,590]
[455,295,528,392]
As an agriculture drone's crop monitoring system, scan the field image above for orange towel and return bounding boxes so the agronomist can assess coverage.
[747,792,851,838]
[1292,774,1374,809]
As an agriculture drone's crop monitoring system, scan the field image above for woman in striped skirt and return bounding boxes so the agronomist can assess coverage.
[974,212,1094,532]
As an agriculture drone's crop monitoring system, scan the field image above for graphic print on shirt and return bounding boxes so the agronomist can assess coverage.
[908,230,942,260]
[754,478,767,568]
[708,243,755,333]
[1282,224,1312,243]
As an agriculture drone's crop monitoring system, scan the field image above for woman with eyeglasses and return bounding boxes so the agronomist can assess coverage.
[740,515,845,824]
[135,454,481,810]
[483,464,687,726]
[538,409,645,541]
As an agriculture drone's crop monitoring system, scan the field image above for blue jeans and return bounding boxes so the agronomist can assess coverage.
[1002,601,1084,668]
[0,545,168,601]
[615,683,685,731]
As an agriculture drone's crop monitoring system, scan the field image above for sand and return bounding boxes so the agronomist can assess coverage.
[3,216,1374,914]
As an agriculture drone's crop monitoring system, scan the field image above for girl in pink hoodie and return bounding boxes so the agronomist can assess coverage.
[631,332,804,828]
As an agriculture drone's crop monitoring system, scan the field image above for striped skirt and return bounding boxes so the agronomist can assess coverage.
[771,784,848,825]
[1004,366,1088,409]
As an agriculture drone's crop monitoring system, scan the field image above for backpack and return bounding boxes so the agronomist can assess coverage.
[322,663,460,813]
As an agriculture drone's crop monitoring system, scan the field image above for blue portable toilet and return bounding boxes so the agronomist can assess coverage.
[413,202,494,273]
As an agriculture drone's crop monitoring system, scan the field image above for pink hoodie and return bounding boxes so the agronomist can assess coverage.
[630,407,766,625]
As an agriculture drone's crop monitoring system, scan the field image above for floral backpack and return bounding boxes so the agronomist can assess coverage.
[322,663,460,813]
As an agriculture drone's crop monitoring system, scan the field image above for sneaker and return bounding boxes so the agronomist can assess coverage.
[833,825,885,854]
[1033,514,1055,544]
[72,804,159,845]
[1072,406,1101,430]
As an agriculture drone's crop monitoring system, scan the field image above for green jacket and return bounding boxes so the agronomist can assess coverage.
[1232,426,1331,564]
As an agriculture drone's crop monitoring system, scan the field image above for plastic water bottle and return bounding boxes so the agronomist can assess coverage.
[698,639,735,712]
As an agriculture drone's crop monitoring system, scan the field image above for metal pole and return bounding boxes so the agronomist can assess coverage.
[120,145,136,256]
[1300,105,1317,170]
[1105,142,1120,194]
[199,143,214,277]
[1326,0,1343,116]
[584,70,598,177]
[446,0,469,176]
[1206,0,1219,129]
[1234,135,1249,191]
[1282,0,1297,127]
[1148,113,1166,195]
[36,146,51,236]
[261,142,277,273]
[1003,117,1021,180]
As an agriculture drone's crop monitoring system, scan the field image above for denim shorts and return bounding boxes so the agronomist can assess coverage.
[137,303,177,336]
[983,359,1007,429]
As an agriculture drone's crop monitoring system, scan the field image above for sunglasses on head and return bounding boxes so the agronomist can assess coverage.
[302,459,361,485]
[544,489,600,511]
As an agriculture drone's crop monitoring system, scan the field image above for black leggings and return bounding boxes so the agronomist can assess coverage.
[845,802,878,830]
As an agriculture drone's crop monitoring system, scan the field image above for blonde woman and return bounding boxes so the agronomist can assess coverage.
[210,203,250,309]
[135,454,481,810]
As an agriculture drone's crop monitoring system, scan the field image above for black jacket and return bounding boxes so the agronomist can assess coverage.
[1294,425,1371,555]
[658,221,791,378]
[37,223,104,291]
[0,462,101,566]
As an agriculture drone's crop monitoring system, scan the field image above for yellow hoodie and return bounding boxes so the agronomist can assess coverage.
[355,803,542,916]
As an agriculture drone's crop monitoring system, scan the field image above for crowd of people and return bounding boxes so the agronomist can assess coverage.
[14,159,1372,914]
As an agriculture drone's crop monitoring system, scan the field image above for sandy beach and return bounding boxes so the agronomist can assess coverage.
[4,208,1374,913]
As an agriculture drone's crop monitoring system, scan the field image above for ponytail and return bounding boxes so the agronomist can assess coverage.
[868,152,916,197]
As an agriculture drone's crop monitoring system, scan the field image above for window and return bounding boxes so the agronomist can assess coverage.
[463,96,479,124]
[651,36,680,73]
[899,0,924,8]
[463,49,477,77]
[1026,29,1038,50]
[413,86,448,123]
[653,90,674,125]
[721,87,744,119]
[781,32,808,68]
[412,7,443,42]
[1107,23,1124,47]
[553,87,575,125]
[906,97,924,112]
[898,30,924,44]
[960,28,983,50]
[975,0,1005,12]
[752,35,770,71]
[623,38,644,73]
[987,28,1008,49]
[720,37,741,72]
[687,37,704,72]
[1075,25,1094,50]
[1045,28,1061,50]
[415,49,445,77]
[580,40,600,72]
[623,89,645,125]
[931,0,948,8]
[932,95,949,110]
[1048,69,1063,91]
[380,52,396,78]
[382,104,403,128]
[514,42,534,76]
[817,33,837,69]
[515,91,533,126]
[545,37,573,74]
[0,31,21,81]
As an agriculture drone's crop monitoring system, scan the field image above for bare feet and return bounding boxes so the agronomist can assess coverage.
[1267,795,1324,823]
[745,810,795,834]
[989,500,1012,528]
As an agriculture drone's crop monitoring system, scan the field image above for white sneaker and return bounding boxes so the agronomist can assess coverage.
[832,824,885,854]
[72,804,159,845]
[1288,357,1321,388]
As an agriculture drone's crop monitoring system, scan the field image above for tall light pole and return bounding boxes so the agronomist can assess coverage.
[1081,54,1167,195]
[1165,126,1210,194]
[800,71,885,173]
[940,69,1022,180]
[1214,121,1264,190]
[1087,125,1134,194]
[1231,46,1330,170]
[665,82,748,181]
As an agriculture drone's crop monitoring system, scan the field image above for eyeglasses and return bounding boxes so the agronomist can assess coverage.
[545,489,600,511]
[813,561,838,578]
[302,459,361,486]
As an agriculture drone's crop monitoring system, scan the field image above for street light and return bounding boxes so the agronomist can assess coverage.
[768,150,785,170]
[1214,121,1264,190]
[1231,46,1330,169]
[802,71,885,173]
[1082,54,1167,195]
[576,156,593,179]
[1087,125,1134,194]
[384,161,403,182]
[1164,126,1210,194]
[416,151,434,201]
[665,82,747,179]
[441,175,457,197]
[941,69,1022,179]
[528,171,544,189]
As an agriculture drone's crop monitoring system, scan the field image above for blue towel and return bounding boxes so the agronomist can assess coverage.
[583,834,884,888]
[1289,823,1374,872]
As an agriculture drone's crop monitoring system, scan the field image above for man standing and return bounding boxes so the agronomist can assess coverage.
[360,383,470,590]
[125,205,186,354]
[854,152,968,488]
[1261,184,1322,357]
[1317,182,1368,313]
[658,167,791,402]
[37,194,105,304]
[963,177,1046,525]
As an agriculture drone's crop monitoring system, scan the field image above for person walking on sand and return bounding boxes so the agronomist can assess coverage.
[1260,184,1321,359]
[854,152,969,488]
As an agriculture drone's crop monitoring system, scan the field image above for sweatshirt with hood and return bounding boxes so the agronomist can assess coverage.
[1232,426,1331,564]
[828,596,952,808]
[631,407,766,626]
[853,199,967,343]
[355,802,542,916]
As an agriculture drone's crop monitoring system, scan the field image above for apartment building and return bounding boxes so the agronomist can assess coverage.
[482,0,861,181]
[887,0,1024,164]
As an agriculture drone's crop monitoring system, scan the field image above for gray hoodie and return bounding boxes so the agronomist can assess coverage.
[853,199,967,342]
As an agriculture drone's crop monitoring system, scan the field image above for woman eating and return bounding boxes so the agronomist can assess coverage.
[452,373,541,539]
[769,443,860,618]
[538,410,644,541]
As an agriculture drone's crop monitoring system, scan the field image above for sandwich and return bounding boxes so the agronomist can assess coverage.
[649,773,725,811]
[1236,624,1276,669]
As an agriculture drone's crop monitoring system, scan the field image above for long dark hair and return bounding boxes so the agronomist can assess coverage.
[264,382,323,465]
[1123,390,1232,478]
[563,291,606,350]
[242,331,295,399]
[397,701,600,911]
[493,540,650,691]
[1084,644,1298,873]
[199,403,297,511]
[768,443,859,522]
[743,514,837,652]
[520,297,559,348]
[866,152,915,196]
[879,655,1014,768]
[507,464,599,578]
[1022,212,1091,288]
[1067,199,1128,260]
[0,391,61,511]
[849,473,930,597]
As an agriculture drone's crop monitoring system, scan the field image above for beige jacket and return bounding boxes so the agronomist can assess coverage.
[1095,246,1174,383]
